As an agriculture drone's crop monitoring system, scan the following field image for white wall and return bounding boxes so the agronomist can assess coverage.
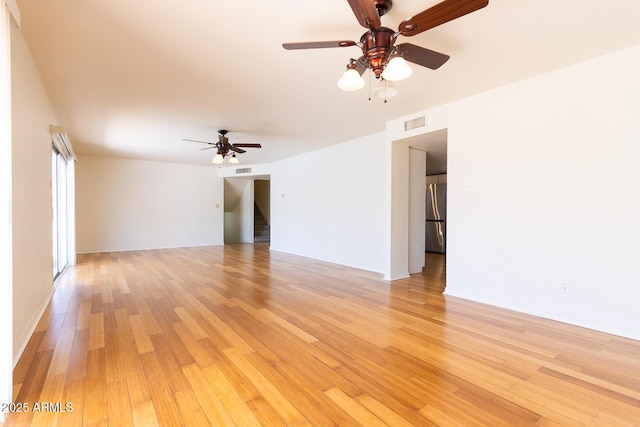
[270,132,390,274]
[390,44,640,340]
[1,2,13,416]
[76,155,224,252]
[11,26,58,362]
[408,148,426,274]
[223,178,254,244]
[388,140,410,279]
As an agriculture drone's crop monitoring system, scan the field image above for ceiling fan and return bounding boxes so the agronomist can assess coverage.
[183,130,262,164]
[283,0,488,92]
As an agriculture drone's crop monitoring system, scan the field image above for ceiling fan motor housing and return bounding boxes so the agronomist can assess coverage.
[360,27,396,77]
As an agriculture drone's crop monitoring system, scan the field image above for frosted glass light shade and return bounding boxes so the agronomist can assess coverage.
[373,79,398,99]
[337,68,365,91]
[212,153,224,164]
[381,56,412,81]
[228,154,239,164]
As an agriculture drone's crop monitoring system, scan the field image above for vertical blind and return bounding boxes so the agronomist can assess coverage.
[50,125,76,162]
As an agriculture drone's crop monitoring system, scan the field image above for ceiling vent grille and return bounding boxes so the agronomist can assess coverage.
[235,167,252,174]
[404,116,426,131]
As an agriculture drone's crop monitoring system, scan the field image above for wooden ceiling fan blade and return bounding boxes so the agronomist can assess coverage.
[232,143,262,148]
[399,0,488,37]
[346,0,381,29]
[183,138,214,145]
[229,146,247,154]
[283,40,357,50]
[199,146,216,151]
[396,43,450,70]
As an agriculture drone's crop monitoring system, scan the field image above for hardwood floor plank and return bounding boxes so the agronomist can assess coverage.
[131,400,159,427]
[13,349,53,426]
[105,379,133,426]
[357,394,423,427]
[29,373,66,427]
[243,347,359,426]
[181,363,235,426]
[139,352,183,427]
[197,338,261,402]
[88,312,104,351]
[173,306,208,341]
[172,322,215,368]
[58,329,89,427]
[75,301,91,331]
[256,308,319,344]
[173,388,211,427]
[200,364,263,426]
[149,332,192,393]
[419,404,469,427]
[7,245,640,426]
[118,327,152,407]
[37,314,66,352]
[192,304,255,355]
[223,347,310,426]
[83,348,107,426]
[129,314,154,355]
[12,330,45,386]
[325,387,387,427]
[244,397,287,427]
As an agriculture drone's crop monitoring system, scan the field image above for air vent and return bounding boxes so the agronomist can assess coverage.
[404,116,426,131]
[235,167,252,174]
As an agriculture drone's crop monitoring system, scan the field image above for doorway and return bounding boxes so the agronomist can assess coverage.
[254,180,270,244]
[223,176,271,245]
[400,129,448,281]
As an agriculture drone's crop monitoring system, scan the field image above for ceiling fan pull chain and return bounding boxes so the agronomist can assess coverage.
[384,79,388,103]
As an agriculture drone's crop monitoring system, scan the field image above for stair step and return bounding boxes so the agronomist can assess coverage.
[254,203,270,243]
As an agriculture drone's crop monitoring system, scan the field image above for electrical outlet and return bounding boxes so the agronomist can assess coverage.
[561,282,571,293]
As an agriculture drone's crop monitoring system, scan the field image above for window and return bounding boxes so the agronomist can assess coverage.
[52,147,68,278]
[51,127,76,282]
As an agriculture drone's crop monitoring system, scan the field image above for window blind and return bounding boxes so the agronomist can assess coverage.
[50,125,76,162]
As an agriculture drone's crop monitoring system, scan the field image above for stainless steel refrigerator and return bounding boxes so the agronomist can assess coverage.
[425,183,446,253]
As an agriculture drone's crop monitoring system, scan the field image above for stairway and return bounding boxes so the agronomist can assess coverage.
[254,204,270,244]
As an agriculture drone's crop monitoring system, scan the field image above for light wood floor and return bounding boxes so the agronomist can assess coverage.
[5,245,640,426]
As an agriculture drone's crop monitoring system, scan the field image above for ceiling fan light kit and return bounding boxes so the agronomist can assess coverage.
[283,0,489,99]
[338,61,366,91]
[228,153,240,164]
[373,79,398,101]
[381,55,412,81]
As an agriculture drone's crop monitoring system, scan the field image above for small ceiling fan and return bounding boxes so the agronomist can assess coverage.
[184,130,262,164]
[283,0,488,91]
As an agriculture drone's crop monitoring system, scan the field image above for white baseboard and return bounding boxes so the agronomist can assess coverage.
[12,284,55,369]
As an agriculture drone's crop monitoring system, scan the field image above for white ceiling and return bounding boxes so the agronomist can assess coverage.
[15,0,640,166]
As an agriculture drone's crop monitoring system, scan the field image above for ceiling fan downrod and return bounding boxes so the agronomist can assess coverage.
[374,0,393,16]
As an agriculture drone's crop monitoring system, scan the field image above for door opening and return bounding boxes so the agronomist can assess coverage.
[254,180,270,244]
[415,130,447,283]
